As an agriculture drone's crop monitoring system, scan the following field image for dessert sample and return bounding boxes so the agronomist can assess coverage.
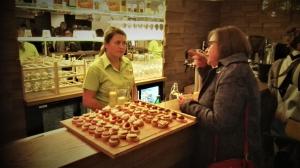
[65,101,191,150]
[88,125,96,134]
[94,127,105,138]
[126,133,139,142]
[118,129,129,139]
[108,135,120,147]
[72,116,80,124]
[122,122,132,130]
[130,126,140,134]
[82,123,91,131]
[176,114,187,123]
[101,131,111,141]
[157,120,169,129]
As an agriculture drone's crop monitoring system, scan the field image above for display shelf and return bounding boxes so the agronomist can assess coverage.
[24,77,53,82]
[59,73,85,78]
[59,64,86,68]
[59,81,83,88]
[17,37,104,42]
[22,64,53,70]
[17,36,103,56]
[109,20,164,41]
[16,4,164,19]
[22,59,86,95]
[24,87,55,93]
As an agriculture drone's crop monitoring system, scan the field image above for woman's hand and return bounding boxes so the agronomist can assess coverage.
[187,49,208,68]
[83,89,103,111]
[178,95,187,106]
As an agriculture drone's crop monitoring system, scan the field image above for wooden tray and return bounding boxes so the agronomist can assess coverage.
[61,102,196,158]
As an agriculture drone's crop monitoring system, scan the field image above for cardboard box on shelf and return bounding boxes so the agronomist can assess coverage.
[146,0,164,15]
[69,0,77,7]
[77,0,93,9]
[120,0,126,12]
[106,0,121,11]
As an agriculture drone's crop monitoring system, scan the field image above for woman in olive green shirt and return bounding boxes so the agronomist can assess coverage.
[17,26,39,64]
[19,42,39,63]
[83,27,137,110]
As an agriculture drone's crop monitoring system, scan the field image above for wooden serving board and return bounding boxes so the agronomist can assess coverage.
[61,102,196,158]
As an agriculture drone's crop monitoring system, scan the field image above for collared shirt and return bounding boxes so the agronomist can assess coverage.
[148,40,163,58]
[83,53,134,106]
[19,42,39,64]
[218,52,248,67]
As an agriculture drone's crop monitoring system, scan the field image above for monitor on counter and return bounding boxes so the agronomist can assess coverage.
[137,81,163,103]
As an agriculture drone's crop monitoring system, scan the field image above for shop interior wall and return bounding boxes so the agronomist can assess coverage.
[4,0,300,144]
[164,0,221,97]
[220,0,300,42]
[0,1,26,146]
[164,0,300,96]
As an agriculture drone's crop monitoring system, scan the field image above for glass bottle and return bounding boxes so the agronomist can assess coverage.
[121,0,126,12]
[69,0,76,7]
[154,95,161,104]
[108,88,117,107]
[169,82,180,100]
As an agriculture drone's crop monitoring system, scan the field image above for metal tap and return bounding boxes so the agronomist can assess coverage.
[184,49,195,72]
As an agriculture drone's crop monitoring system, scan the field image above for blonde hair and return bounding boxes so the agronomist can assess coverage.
[99,27,127,55]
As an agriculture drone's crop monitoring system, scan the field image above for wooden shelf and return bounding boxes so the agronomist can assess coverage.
[22,60,87,100]
[24,77,53,82]
[18,37,104,42]
[135,77,166,86]
[16,4,164,19]
[59,73,85,78]
[25,87,55,93]
[24,86,83,106]
[22,65,53,70]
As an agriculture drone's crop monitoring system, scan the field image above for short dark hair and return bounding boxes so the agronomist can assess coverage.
[95,28,104,37]
[285,27,299,38]
[290,35,300,49]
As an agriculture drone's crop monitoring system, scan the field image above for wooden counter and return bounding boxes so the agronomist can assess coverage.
[0,102,196,168]
[23,77,166,136]
[24,77,166,106]
[135,77,166,86]
[6,80,268,167]
[24,87,83,106]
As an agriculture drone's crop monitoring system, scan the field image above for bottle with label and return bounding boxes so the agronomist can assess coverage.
[169,82,180,100]
[154,95,161,104]
[139,1,145,13]
[94,0,100,9]
[121,0,126,12]
[145,0,152,14]
[69,0,77,7]
[109,90,117,107]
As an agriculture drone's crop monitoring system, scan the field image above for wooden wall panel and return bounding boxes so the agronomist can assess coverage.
[0,1,26,147]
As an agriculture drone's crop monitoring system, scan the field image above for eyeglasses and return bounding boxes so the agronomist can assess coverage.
[208,41,217,47]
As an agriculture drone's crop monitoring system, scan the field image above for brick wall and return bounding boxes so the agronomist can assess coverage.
[220,0,300,42]
[164,0,220,97]
[0,1,26,145]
